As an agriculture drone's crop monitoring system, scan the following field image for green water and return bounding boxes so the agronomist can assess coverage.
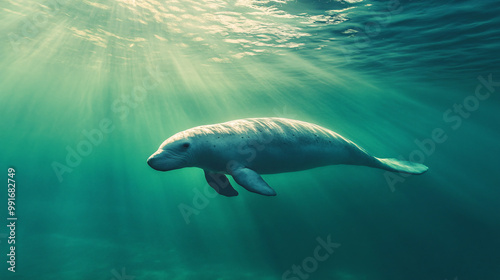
[1,0,500,279]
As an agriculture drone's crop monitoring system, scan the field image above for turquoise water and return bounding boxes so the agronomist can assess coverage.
[1,0,499,279]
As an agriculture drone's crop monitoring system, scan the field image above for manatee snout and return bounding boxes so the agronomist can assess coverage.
[147,150,164,171]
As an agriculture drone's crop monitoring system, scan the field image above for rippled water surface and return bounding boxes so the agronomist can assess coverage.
[1,0,499,279]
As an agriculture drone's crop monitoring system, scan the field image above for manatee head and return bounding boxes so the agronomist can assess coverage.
[147,133,194,171]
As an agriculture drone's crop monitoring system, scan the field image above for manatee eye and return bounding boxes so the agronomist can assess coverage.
[182,143,190,148]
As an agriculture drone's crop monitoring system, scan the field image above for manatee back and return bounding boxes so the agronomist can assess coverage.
[199,118,362,173]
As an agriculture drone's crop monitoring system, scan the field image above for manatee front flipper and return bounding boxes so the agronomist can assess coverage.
[204,170,239,197]
[230,168,276,196]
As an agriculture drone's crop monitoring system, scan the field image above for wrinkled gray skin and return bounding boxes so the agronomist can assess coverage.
[147,118,427,196]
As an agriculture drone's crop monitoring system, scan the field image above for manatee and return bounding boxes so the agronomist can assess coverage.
[147,118,428,196]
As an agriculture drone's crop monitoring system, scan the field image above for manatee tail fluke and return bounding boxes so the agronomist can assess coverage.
[375,158,428,174]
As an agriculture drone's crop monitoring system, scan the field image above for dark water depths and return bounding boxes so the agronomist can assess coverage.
[1,0,499,279]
